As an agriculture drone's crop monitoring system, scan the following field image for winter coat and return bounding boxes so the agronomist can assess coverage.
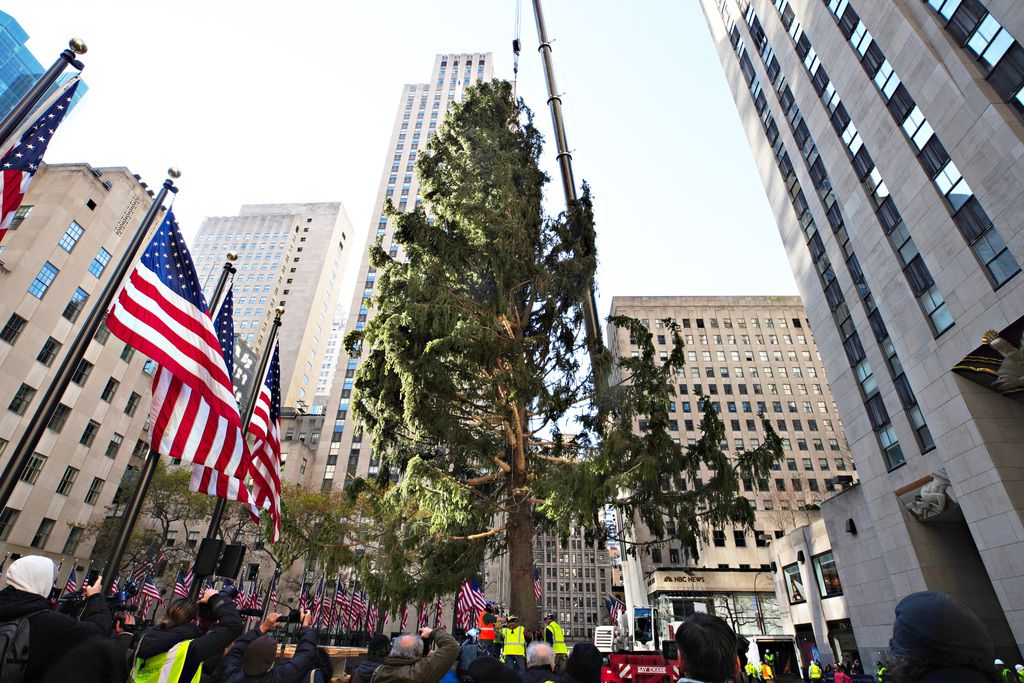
[0,586,112,680]
[351,656,386,683]
[220,626,319,683]
[834,672,853,683]
[371,629,459,683]
[134,593,243,682]
[520,665,559,683]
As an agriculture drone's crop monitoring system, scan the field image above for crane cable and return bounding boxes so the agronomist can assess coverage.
[512,0,522,99]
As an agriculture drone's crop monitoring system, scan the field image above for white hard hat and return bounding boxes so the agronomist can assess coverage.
[467,628,480,637]
[1015,664,1023,672]
[995,659,1004,665]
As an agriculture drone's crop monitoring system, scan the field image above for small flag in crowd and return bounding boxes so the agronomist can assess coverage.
[533,566,543,600]
[418,603,429,629]
[109,577,121,597]
[62,567,77,595]
[0,78,80,245]
[106,210,253,505]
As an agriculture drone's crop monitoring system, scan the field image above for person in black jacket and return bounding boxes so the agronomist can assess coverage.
[0,554,112,681]
[220,608,319,683]
[351,634,391,683]
[133,588,243,681]
[561,643,602,683]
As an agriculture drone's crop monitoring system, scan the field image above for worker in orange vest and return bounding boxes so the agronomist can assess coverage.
[477,602,500,656]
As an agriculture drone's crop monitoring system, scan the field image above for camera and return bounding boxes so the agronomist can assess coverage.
[57,580,139,616]
[283,609,303,624]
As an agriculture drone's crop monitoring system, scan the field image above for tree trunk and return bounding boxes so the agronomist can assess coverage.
[506,494,540,633]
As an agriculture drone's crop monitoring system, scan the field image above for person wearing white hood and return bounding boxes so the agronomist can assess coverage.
[0,554,111,680]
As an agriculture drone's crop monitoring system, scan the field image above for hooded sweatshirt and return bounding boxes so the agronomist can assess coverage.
[0,555,112,680]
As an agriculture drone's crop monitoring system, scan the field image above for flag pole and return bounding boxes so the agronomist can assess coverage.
[100,247,243,594]
[0,169,179,529]
[0,39,86,151]
[191,306,284,598]
[260,566,282,621]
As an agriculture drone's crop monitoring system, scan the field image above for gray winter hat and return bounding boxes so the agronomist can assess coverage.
[890,591,993,668]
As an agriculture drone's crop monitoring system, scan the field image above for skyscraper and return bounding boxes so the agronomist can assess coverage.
[609,295,857,644]
[190,202,353,411]
[0,162,156,565]
[0,11,87,119]
[699,0,1024,659]
[313,52,493,490]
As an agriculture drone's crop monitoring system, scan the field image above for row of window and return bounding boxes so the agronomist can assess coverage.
[0,505,86,554]
[681,363,821,378]
[820,0,1019,286]
[643,316,804,329]
[676,381,824,396]
[783,550,842,603]
[748,1,937,454]
[719,0,908,471]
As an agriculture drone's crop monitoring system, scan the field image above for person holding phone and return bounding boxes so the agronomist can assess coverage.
[132,587,243,682]
[220,608,322,683]
[0,555,112,680]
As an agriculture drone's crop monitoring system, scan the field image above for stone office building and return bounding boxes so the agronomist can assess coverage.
[701,0,1024,659]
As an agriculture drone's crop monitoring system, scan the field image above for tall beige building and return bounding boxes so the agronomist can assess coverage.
[314,52,493,490]
[191,203,353,411]
[609,296,857,645]
[700,0,1024,660]
[0,162,158,567]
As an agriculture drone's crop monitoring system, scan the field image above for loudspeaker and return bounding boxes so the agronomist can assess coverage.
[246,563,259,581]
[217,544,246,579]
[770,561,777,573]
[194,538,224,576]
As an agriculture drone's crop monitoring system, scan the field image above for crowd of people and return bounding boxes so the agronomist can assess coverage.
[0,554,1023,683]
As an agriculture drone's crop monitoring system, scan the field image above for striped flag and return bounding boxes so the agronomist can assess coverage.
[310,576,326,624]
[328,575,345,631]
[246,345,283,541]
[367,603,379,633]
[109,576,121,597]
[234,580,246,608]
[605,596,625,624]
[62,567,77,595]
[418,603,429,629]
[174,563,193,598]
[106,209,253,505]
[348,591,366,627]
[0,78,80,245]
[298,578,309,612]
[141,577,164,606]
[400,604,408,631]
[269,585,278,608]
[434,596,443,629]
[533,566,543,600]
[456,579,487,629]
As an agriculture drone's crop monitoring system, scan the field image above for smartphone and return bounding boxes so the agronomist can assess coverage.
[84,569,100,586]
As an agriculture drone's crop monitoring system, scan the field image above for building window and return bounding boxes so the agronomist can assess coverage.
[0,314,27,345]
[30,518,55,549]
[813,551,843,597]
[8,383,36,415]
[62,526,84,555]
[28,262,59,299]
[36,337,62,366]
[93,322,110,345]
[56,466,79,495]
[120,344,135,362]
[89,247,112,277]
[57,220,85,253]
[48,403,72,433]
[71,360,93,386]
[125,392,141,416]
[165,530,177,546]
[21,454,45,484]
[80,420,100,447]
[187,530,200,548]
[100,377,119,402]
[62,287,90,323]
[85,477,104,505]
[0,507,19,540]
[105,433,124,458]
[783,564,805,603]
[712,530,726,547]
[733,530,747,547]
[9,205,32,230]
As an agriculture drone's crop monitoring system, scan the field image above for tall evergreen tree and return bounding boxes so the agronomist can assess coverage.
[346,81,782,630]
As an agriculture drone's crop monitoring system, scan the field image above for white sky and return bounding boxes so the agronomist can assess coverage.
[7,0,798,321]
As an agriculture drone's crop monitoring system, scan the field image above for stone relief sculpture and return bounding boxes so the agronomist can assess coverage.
[983,329,1024,391]
[906,468,951,520]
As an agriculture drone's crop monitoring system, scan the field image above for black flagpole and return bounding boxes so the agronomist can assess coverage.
[100,249,236,592]
[0,38,86,150]
[0,169,179,527]
[260,566,282,621]
[190,307,284,598]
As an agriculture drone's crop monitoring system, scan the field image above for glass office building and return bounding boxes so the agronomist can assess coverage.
[0,11,87,120]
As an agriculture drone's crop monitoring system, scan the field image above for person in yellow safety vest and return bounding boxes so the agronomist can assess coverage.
[500,614,527,673]
[809,659,823,680]
[132,587,243,683]
[876,660,887,682]
[543,612,568,673]
[744,660,758,678]
[761,661,775,681]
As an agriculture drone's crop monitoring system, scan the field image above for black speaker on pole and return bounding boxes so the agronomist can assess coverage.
[194,538,224,576]
[246,564,259,581]
[217,544,246,580]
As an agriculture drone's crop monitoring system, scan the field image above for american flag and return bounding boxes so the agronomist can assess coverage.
[131,558,153,586]
[533,566,543,600]
[269,585,278,608]
[434,595,443,629]
[251,582,263,612]
[0,78,79,245]
[456,580,487,629]
[366,603,379,634]
[418,603,429,629]
[174,563,193,598]
[246,345,283,542]
[327,575,344,631]
[234,580,247,608]
[106,209,253,505]
[62,567,77,595]
[605,597,625,624]
[298,578,309,612]
[109,576,121,597]
[141,577,164,606]
[348,591,366,627]
[310,576,326,625]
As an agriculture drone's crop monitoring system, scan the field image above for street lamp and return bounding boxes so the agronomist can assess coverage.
[752,571,770,635]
